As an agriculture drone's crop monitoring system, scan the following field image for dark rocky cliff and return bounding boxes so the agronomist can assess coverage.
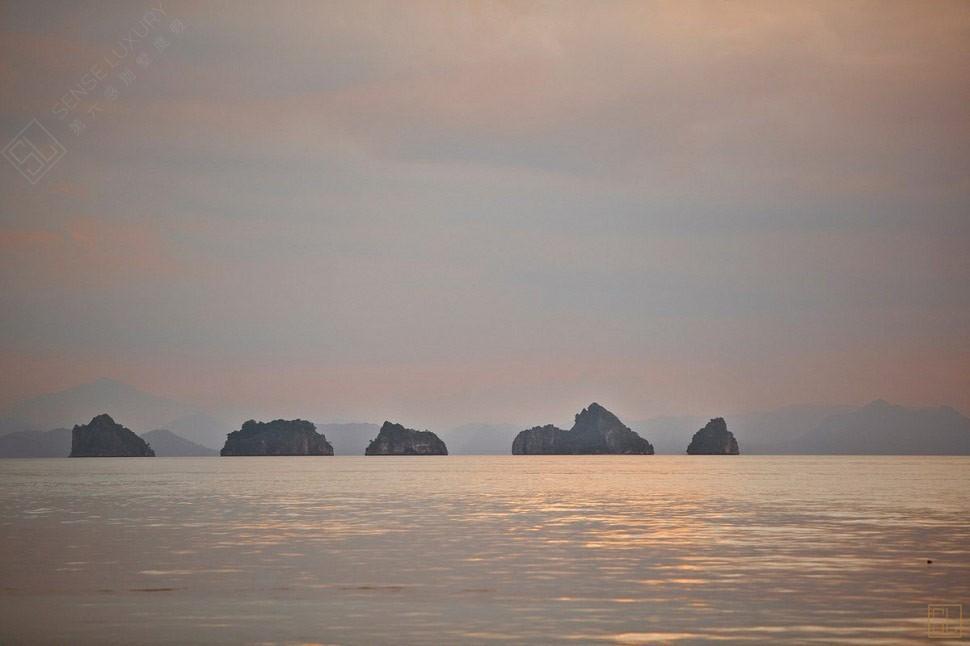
[686,417,739,454]
[70,414,155,457]
[512,403,654,454]
[220,419,334,456]
[511,424,571,454]
[365,421,448,455]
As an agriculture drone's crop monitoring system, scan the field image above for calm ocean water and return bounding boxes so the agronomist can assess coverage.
[1,456,968,644]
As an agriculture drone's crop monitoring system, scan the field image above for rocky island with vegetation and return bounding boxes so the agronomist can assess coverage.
[512,403,654,454]
[365,421,448,455]
[220,419,334,456]
[686,417,740,454]
[69,413,155,457]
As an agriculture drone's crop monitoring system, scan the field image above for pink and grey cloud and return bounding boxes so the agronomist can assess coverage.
[1,1,968,425]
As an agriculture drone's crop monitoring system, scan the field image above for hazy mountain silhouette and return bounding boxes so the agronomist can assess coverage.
[317,422,381,455]
[728,404,855,453]
[634,402,970,454]
[4,380,968,455]
[633,404,853,454]
[141,429,219,457]
[318,422,520,455]
[0,428,72,457]
[0,379,230,449]
[318,403,970,455]
[1,378,195,434]
[160,413,230,452]
[439,423,521,454]
[790,399,970,454]
[629,416,707,454]
[0,416,37,435]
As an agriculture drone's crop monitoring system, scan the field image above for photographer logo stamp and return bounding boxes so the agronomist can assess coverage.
[3,118,66,185]
[928,604,963,639]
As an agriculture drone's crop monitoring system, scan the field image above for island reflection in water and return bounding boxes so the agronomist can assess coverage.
[1,456,968,644]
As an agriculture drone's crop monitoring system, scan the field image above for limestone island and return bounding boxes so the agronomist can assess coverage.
[220,419,334,456]
[70,413,155,457]
[512,403,654,454]
[686,417,740,454]
[365,421,448,455]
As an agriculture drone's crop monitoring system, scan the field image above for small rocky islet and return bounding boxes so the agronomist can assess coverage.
[365,421,448,455]
[220,419,333,456]
[61,404,741,457]
[70,413,155,457]
[686,417,740,455]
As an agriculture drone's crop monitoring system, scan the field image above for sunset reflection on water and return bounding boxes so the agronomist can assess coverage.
[1,456,968,644]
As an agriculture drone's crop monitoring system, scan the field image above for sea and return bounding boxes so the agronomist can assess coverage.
[1,456,968,644]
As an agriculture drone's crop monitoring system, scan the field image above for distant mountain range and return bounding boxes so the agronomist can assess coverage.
[316,422,521,455]
[2,378,193,433]
[140,429,219,457]
[317,423,380,456]
[1,378,969,456]
[156,413,231,452]
[630,404,855,454]
[0,426,218,458]
[0,428,73,458]
[439,423,521,455]
[0,378,231,450]
[788,399,970,454]
[631,401,970,455]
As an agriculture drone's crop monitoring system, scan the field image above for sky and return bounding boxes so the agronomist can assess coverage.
[1,1,968,429]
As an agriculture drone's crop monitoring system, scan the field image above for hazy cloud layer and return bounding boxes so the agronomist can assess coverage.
[1,1,968,427]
